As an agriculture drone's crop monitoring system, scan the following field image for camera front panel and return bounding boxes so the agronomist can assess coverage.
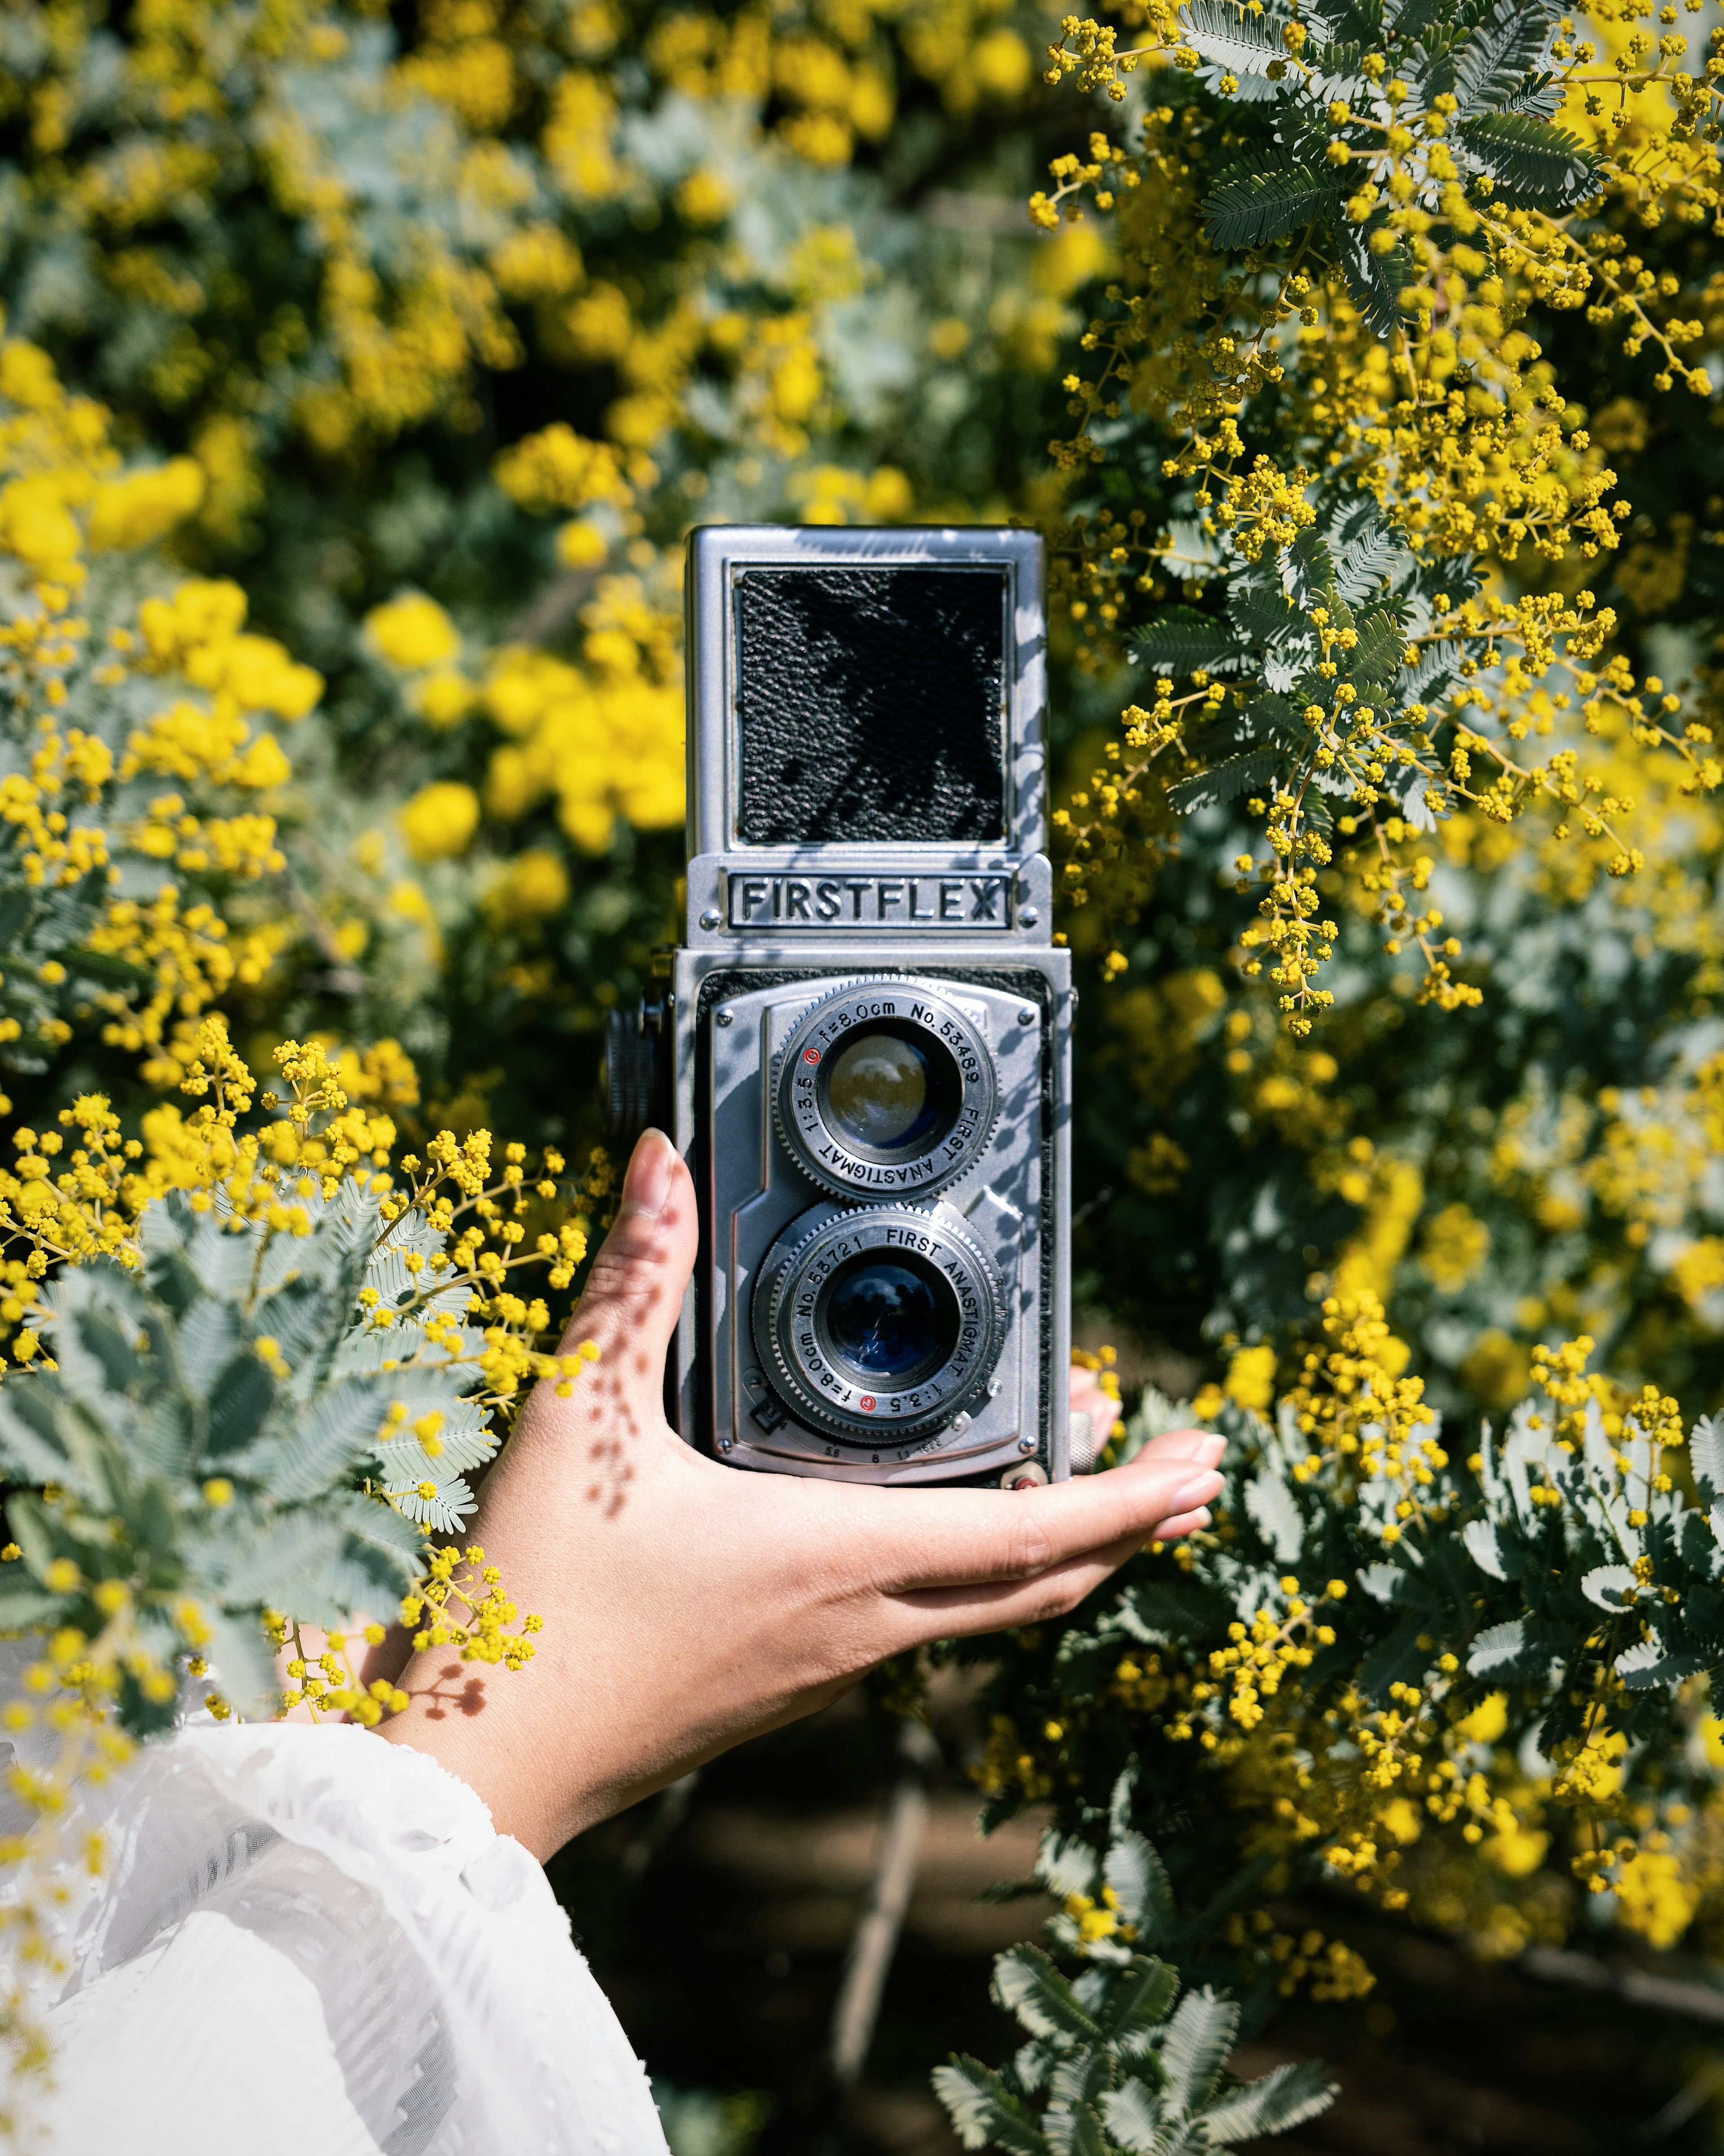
[683,961,1060,1486]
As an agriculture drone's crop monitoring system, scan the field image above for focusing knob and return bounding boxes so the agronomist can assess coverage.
[601,997,666,1142]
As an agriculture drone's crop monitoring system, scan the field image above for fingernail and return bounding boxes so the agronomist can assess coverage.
[1193,1433,1226,1467]
[623,1129,676,1218]
[1169,1468,1223,1512]
[1153,1507,1210,1543]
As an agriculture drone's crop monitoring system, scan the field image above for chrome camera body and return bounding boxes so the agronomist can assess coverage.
[605,525,1070,1487]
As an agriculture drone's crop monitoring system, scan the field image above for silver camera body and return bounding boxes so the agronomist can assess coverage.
[611,525,1070,1488]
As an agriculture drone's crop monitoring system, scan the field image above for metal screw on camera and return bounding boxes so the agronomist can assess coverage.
[716,1007,733,1027]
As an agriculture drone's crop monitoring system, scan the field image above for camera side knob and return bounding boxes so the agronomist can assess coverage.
[601,997,666,1142]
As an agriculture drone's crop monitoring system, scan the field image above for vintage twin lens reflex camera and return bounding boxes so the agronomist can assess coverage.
[602,525,1072,1490]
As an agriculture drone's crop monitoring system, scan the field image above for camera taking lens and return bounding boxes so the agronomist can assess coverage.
[752,1201,1004,1445]
[822,1252,955,1385]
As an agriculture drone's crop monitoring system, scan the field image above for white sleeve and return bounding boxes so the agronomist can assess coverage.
[31,1721,671,2156]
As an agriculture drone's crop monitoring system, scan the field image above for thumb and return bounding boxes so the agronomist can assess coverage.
[560,1129,697,1409]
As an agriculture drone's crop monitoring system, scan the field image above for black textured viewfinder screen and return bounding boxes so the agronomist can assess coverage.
[732,566,1007,844]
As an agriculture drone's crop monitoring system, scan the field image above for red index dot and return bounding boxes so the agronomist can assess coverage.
[804,1046,822,1064]
[860,1395,876,1411]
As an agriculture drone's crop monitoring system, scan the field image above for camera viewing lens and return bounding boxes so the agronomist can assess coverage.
[822,1254,955,1384]
[823,1031,941,1152]
[776,979,999,1200]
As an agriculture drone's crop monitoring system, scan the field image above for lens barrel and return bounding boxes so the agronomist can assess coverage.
[775,979,997,1200]
[751,1202,1005,1444]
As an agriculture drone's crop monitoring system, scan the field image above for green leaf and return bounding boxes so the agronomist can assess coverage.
[1690,1415,1724,1506]
[1467,1616,1538,1676]
[1057,2102,1111,2156]
[1182,0,1287,76]
[1133,608,1248,678]
[71,1305,143,1396]
[1243,1468,1303,1563]
[265,1374,396,1502]
[1456,112,1599,206]
[1616,1638,1706,1689]
[1098,2079,1163,2154]
[203,1606,281,1720]
[1118,1578,1232,1646]
[1049,2048,1116,2117]
[1227,580,1299,646]
[0,885,35,956]
[1204,157,1344,250]
[1201,2059,1336,2144]
[934,2059,1050,2156]
[1158,1988,1238,2114]
[1038,1831,1101,1901]
[204,1512,361,1623]
[1451,0,1563,112]
[1462,1518,1512,1581]
[1331,520,1404,609]
[1104,1957,1180,2047]
[994,1945,1104,2046]
[1104,1835,1174,1939]
[0,1578,65,1630]
[175,1297,244,1402]
[0,1388,76,1491]
[1581,1564,1638,1612]
[1331,212,1412,341]
[1168,746,1281,814]
[1346,607,1406,689]
[205,1351,276,1457]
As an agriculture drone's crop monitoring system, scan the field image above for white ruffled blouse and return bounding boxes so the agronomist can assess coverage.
[22,1721,670,2156]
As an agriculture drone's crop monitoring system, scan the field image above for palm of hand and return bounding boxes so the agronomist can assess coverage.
[381,1134,1223,1857]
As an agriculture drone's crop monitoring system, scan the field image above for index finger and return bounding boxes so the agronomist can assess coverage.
[861,1436,1225,1596]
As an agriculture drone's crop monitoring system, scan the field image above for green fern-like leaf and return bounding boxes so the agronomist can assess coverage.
[1180,0,1288,75]
[1132,608,1248,676]
[1456,111,1601,205]
[993,1945,1105,2046]
[1157,1989,1239,2115]
[1203,156,1342,250]
[1201,2060,1337,2144]
[934,2060,1050,2156]
[1331,212,1414,340]
[1167,745,1281,813]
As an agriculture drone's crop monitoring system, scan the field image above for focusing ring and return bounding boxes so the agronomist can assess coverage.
[751,1202,1006,1445]
[773,977,998,1201]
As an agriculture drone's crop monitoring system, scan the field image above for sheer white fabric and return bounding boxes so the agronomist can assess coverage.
[23,1721,670,2156]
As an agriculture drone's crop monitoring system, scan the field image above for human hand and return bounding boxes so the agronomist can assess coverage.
[380,1131,1224,1858]
[1068,1358,1123,1461]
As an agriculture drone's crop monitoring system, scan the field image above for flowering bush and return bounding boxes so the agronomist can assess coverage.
[0,0,1721,2143]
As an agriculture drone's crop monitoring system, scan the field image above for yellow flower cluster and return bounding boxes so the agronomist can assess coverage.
[399,1543,545,1670]
[1060,578,1706,1026]
[0,330,322,1077]
[1034,0,1724,1032]
[363,575,684,856]
[0,1018,595,1416]
[1281,1293,1448,1530]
